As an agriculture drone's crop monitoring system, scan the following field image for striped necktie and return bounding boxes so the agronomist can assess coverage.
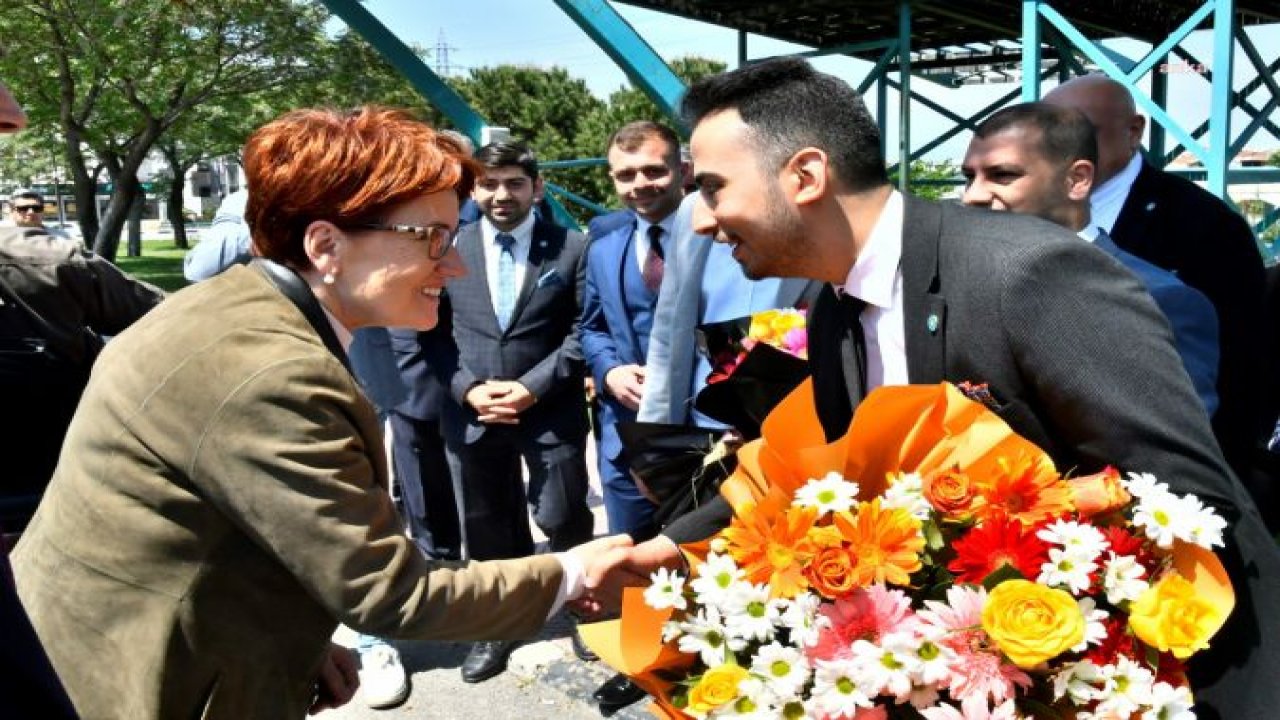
[495,232,517,329]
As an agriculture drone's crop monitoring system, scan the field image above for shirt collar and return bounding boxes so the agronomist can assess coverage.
[636,212,676,241]
[1091,152,1144,222]
[1077,224,1100,243]
[320,305,353,351]
[838,189,903,309]
[481,212,536,247]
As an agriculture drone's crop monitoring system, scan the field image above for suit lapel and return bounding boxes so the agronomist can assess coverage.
[506,220,557,332]
[1111,162,1159,252]
[610,218,643,355]
[900,196,947,384]
[456,224,502,330]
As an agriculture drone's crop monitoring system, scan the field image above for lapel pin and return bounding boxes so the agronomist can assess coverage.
[926,314,940,334]
[1145,201,1156,212]
[538,240,547,248]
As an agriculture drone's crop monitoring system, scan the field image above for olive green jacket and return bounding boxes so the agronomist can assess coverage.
[13,264,563,719]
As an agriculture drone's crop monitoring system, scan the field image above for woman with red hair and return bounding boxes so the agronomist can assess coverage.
[11,107,630,719]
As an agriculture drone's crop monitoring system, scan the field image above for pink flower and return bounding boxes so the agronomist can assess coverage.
[808,585,919,662]
[782,326,808,358]
[917,586,1031,706]
[920,698,1021,720]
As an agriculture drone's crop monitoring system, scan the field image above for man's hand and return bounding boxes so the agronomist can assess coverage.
[565,535,647,619]
[465,381,520,424]
[308,643,360,715]
[490,380,537,413]
[604,364,646,411]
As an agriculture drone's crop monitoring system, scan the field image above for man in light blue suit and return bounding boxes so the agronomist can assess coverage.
[637,196,818,427]
[581,122,688,542]
[962,102,1220,414]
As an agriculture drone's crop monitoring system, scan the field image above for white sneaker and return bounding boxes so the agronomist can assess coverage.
[359,642,409,709]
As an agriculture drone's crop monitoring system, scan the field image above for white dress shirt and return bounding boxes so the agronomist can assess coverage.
[838,189,908,390]
[1090,151,1144,235]
[480,213,536,311]
[634,214,676,272]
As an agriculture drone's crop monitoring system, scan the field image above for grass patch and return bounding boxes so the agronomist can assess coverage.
[115,240,191,292]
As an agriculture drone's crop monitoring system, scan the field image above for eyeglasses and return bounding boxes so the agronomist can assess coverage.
[341,222,456,259]
[13,204,42,213]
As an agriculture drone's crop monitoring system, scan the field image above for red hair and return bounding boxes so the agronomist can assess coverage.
[243,106,477,269]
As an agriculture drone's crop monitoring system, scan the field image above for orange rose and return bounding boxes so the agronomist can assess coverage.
[805,546,858,598]
[923,467,980,518]
[1068,466,1131,518]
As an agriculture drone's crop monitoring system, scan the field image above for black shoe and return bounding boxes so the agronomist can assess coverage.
[571,627,599,662]
[596,673,647,716]
[460,640,516,684]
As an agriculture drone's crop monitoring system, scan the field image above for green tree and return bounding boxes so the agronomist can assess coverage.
[898,160,964,201]
[0,0,331,260]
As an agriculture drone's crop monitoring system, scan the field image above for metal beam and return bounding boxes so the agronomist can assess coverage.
[898,1,911,189]
[1021,0,1042,101]
[553,0,687,129]
[1207,0,1235,196]
[319,0,487,144]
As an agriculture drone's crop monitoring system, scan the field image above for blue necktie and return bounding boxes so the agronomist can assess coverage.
[495,233,517,329]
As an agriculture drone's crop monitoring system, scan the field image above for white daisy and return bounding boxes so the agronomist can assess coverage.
[810,658,873,718]
[1178,494,1227,549]
[711,677,779,720]
[793,471,860,516]
[908,625,957,688]
[1039,546,1099,595]
[851,635,917,700]
[691,552,745,609]
[1037,519,1108,563]
[644,567,688,611]
[779,591,827,648]
[1142,681,1195,720]
[749,642,811,696]
[722,582,779,643]
[1096,657,1155,718]
[1132,492,1189,549]
[882,472,932,520]
[677,607,744,667]
[1053,659,1103,705]
[1071,597,1110,652]
[1102,552,1150,605]
[1123,472,1167,500]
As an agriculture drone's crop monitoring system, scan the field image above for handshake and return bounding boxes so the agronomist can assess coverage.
[563,534,686,619]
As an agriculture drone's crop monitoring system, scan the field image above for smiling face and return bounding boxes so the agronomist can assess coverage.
[689,109,811,281]
[327,190,466,331]
[961,127,1077,228]
[607,136,686,223]
[471,164,541,232]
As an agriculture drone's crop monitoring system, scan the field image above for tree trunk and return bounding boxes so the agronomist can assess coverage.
[127,192,143,258]
[161,146,193,250]
[92,124,163,261]
[63,131,99,246]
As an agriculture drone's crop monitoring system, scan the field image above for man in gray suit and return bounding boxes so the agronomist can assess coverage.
[616,58,1279,719]
[637,193,815,427]
[426,141,594,684]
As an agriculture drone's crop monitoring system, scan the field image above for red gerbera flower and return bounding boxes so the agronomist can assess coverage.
[1100,525,1157,571]
[1085,617,1139,667]
[947,513,1049,583]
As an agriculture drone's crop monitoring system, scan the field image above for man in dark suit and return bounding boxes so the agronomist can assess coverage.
[1043,75,1268,493]
[431,141,594,684]
[960,102,1221,415]
[580,121,687,544]
[614,58,1279,719]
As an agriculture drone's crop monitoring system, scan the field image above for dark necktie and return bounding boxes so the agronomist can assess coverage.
[495,233,517,329]
[642,225,665,292]
[839,293,869,404]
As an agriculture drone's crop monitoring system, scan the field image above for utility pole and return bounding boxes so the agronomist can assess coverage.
[434,28,459,76]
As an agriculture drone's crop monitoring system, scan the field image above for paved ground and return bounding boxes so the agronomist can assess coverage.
[323,437,653,720]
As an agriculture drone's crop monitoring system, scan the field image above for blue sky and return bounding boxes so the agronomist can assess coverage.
[358,1,1278,161]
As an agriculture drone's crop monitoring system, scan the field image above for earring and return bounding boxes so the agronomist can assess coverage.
[322,272,335,285]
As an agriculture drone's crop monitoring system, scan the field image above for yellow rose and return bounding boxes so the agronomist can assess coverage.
[1129,573,1222,659]
[686,663,749,716]
[981,580,1084,668]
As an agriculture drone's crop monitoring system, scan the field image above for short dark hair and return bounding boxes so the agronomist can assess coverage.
[605,120,680,162]
[681,57,888,192]
[975,102,1098,169]
[473,141,539,179]
[11,188,41,204]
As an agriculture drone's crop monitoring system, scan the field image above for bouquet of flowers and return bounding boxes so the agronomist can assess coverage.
[694,308,810,440]
[583,381,1234,720]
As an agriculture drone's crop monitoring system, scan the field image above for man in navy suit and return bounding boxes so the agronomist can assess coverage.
[961,102,1221,414]
[580,121,688,543]
[425,141,594,684]
[1044,75,1267,490]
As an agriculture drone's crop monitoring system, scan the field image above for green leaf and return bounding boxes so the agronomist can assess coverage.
[981,562,1027,590]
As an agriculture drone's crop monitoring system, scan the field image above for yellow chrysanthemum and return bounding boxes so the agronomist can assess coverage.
[720,503,818,598]
[832,498,925,587]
